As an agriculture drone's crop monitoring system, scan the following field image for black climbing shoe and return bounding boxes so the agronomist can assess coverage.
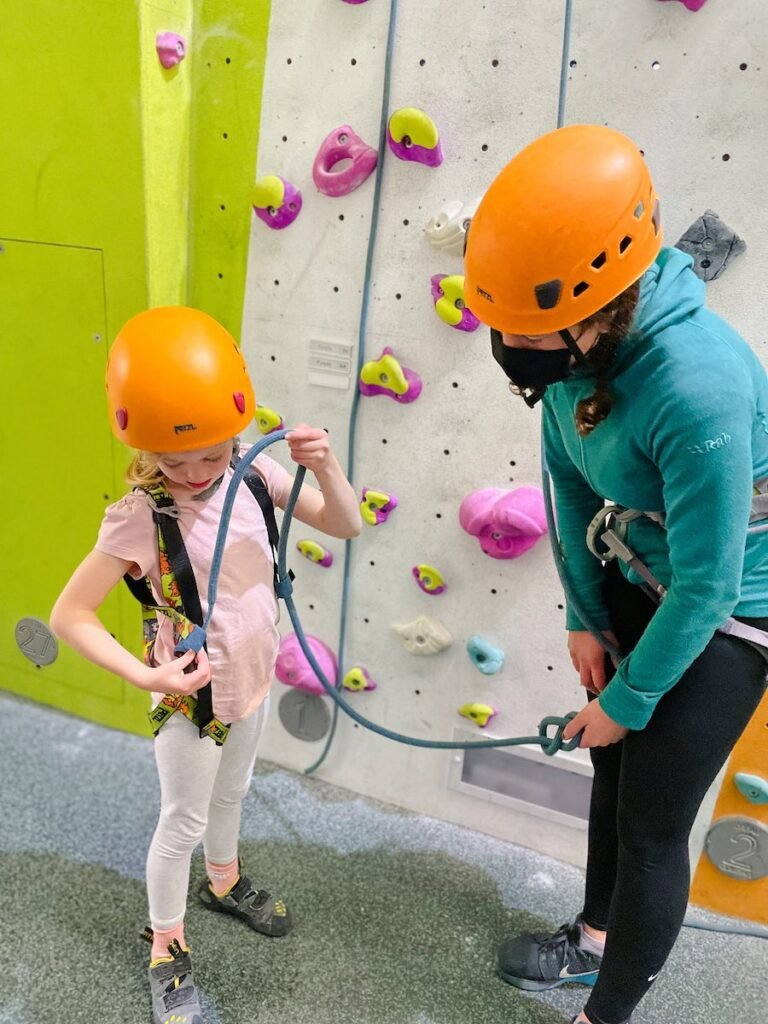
[198,864,292,937]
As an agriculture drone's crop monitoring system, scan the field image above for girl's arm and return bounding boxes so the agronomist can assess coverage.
[283,425,362,539]
[50,550,210,694]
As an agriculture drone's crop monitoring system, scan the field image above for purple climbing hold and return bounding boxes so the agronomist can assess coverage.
[251,176,303,230]
[657,0,708,10]
[156,32,186,68]
[431,275,481,333]
[388,108,443,168]
[275,633,337,697]
[459,486,548,560]
[313,125,378,197]
[359,348,422,403]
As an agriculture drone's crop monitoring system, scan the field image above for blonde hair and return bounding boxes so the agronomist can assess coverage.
[124,437,240,491]
[125,451,165,491]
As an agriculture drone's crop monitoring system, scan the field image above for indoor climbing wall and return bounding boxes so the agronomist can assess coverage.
[241,0,768,897]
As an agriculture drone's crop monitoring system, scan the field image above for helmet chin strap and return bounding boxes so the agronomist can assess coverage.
[558,327,592,367]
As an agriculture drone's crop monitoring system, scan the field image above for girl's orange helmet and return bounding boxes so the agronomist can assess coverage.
[106,306,256,452]
[464,124,663,335]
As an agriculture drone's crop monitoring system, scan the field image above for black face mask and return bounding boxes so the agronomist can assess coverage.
[491,329,574,390]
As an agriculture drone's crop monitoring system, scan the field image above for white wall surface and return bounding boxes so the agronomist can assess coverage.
[241,0,767,868]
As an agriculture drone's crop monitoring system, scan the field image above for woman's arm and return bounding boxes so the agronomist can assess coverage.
[50,550,210,694]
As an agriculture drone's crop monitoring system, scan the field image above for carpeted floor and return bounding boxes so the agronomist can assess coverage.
[0,694,764,1024]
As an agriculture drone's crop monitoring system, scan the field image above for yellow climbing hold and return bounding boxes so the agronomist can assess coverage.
[389,107,440,149]
[251,175,285,209]
[255,405,284,434]
[458,703,498,729]
[359,352,409,395]
[434,275,467,327]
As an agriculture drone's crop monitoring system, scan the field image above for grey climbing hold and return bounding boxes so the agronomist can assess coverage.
[675,209,746,282]
[15,617,58,666]
[278,688,331,741]
[704,816,768,880]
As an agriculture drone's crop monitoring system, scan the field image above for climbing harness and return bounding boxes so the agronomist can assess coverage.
[585,490,768,655]
[123,456,281,745]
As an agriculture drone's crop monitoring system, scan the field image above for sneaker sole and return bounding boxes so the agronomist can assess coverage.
[497,967,600,991]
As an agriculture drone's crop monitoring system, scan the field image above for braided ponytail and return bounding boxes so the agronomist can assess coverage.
[575,280,641,437]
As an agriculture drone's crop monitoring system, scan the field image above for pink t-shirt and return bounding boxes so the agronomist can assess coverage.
[96,453,294,722]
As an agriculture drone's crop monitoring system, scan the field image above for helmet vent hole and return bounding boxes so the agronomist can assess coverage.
[534,279,562,310]
[619,235,633,255]
[573,281,590,298]
[591,251,607,271]
[634,201,645,219]
[652,199,661,236]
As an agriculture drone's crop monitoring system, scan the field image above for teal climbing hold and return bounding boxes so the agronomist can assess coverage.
[466,635,505,675]
[734,772,768,805]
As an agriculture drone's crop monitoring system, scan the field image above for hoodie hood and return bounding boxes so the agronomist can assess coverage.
[601,246,706,378]
[633,246,706,339]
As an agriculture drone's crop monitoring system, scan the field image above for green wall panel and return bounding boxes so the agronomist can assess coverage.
[0,0,271,734]
[0,239,148,733]
[0,1,151,734]
[188,0,272,337]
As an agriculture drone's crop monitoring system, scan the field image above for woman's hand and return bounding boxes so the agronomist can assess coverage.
[567,629,620,694]
[139,648,211,696]
[563,699,628,749]
[286,424,333,475]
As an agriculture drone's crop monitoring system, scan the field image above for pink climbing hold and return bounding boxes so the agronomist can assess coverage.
[275,633,337,697]
[156,32,186,68]
[459,486,548,560]
[313,125,378,197]
[657,0,708,10]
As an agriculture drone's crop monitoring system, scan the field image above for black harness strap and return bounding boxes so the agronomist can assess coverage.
[123,456,281,739]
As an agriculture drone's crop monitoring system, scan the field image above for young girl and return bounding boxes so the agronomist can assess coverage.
[51,306,361,1024]
[464,125,768,1024]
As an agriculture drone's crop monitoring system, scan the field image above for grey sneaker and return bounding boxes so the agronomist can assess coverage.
[498,917,601,991]
[147,938,204,1024]
[198,866,292,937]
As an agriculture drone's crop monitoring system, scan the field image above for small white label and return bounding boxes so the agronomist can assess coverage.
[308,338,353,390]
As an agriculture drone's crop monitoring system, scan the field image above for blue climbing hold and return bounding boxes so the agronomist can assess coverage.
[734,772,768,805]
[466,635,505,675]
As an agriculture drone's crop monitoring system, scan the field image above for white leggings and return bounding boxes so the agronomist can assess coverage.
[146,698,269,930]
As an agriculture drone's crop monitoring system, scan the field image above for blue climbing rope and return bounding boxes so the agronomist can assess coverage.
[200,429,580,755]
[305,0,401,775]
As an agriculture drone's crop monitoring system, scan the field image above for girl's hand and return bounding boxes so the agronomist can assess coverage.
[286,424,333,475]
[140,648,211,695]
[567,629,620,694]
[563,700,628,749]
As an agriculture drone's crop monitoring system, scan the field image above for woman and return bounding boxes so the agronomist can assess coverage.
[464,124,768,1024]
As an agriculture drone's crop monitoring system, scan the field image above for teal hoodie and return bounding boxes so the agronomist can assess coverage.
[542,246,768,730]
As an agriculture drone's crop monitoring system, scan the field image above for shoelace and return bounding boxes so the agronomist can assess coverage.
[539,922,580,967]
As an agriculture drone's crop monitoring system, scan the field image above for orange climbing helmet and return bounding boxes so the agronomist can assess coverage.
[105,306,256,452]
[464,124,663,335]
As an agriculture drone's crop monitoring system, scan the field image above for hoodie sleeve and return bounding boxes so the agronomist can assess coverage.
[598,368,754,730]
[542,408,613,632]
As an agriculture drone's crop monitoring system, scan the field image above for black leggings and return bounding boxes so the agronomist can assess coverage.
[582,562,767,1024]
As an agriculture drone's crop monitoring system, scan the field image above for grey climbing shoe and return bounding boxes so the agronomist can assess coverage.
[498,917,601,991]
[147,936,204,1024]
[198,866,292,937]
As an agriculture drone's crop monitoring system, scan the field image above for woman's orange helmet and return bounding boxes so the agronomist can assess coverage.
[464,124,663,335]
[106,306,256,452]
